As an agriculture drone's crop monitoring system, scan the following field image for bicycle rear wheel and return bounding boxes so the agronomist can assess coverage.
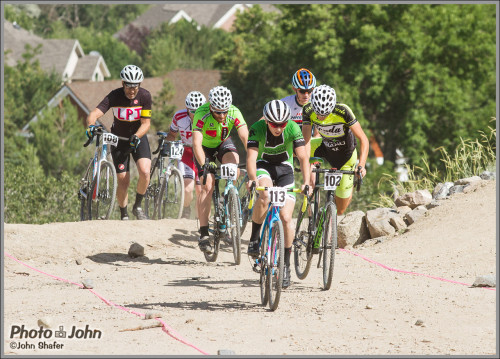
[144,168,160,220]
[204,197,221,262]
[87,161,117,220]
[293,200,313,279]
[159,167,184,219]
[228,188,242,265]
[239,193,251,235]
[259,225,269,306]
[322,202,338,290]
[79,159,93,221]
[267,220,284,311]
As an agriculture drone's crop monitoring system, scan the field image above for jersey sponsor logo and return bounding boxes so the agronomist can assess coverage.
[221,126,229,140]
[324,140,346,148]
[206,130,217,137]
[318,124,345,137]
[180,130,192,139]
[196,119,205,129]
[118,164,125,170]
[134,99,138,104]
[113,107,142,122]
[234,118,241,127]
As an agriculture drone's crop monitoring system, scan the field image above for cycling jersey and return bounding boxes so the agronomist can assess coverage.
[97,87,152,138]
[247,119,305,167]
[170,109,193,146]
[280,94,306,128]
[192,103,246,148]
[302,102,357,167]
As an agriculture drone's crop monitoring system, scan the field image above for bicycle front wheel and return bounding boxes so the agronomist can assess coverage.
[294,199,313,280]
[228,188,242,265]
[239,193,251,235]
[87,161,117,220]
[79,159,93,221]
[159,167,184,219]
[267,220,284,311]
[144,171,160,220]
[260,225,269,306]
[322,202,338,290]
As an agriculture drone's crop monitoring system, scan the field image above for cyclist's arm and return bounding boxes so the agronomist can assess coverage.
[135,117,150,139]
[193,130,205,166]
[302,124,312,158]
[236,124,249,152]
[246,147,258,182]
[295,144,311,187]
[165,129,177,142]
[86,108,104,127]
[350,122,369,177]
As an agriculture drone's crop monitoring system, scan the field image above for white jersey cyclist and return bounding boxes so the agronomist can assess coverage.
[169,109,198,182]
[280,94,306,128]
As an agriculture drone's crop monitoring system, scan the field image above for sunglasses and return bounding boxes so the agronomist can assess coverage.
[298,88,313,94]
[268,121,287,129]
[124,82,139,88]
[212,109,228,115]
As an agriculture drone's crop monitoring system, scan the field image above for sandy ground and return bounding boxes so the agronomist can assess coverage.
[2,180,497,356]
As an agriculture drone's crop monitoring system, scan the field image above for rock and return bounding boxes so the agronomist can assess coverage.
[395,190,432,209]
[472,275,496,287]
[426,200,440,209]
[396,206,412,216]
[415,319,424,326]
[480,171,496,180]
[390,216,407,231]
[337,211,370,248]
[82,279,94,289]
[432,182,454,199]
[368,219,396,238]
[448,185,465,195]
[128,242,145,258]
[75,259,82,265]
[463,180,487,194]
[37,317,53,328]
[405,206,427,225]
[454,176,482,186]
[145,311,163,319]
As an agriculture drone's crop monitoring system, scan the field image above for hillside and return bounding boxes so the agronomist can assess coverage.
[3,180,497,356]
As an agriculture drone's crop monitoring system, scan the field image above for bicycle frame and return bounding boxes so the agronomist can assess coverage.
[257,202,281,272]
[90,133,111,201]
[209,173,240,238]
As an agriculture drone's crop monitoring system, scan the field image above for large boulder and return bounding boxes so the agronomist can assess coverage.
[337,211,370,248]
[432,182,454,199]
[365,208,397,238]
[395,189,432,209]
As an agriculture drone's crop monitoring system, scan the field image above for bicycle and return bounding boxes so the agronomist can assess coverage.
[79,125,127,221]
[248,183,307,311]
[236,168,253,236]
[293,158,362,290]
[202,159,244,265]
[143,133,185,220]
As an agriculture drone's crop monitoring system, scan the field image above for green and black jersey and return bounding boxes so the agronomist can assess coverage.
[247,120,305,166]
[302,102,358,162]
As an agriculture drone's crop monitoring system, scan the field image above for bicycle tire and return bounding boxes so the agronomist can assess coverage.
[322,202,338,290]
[268,220,284,311]
[293,199,313,279]
[144,165,161,220]
[87,161,117,220]
[259,225,269,306]
[239,193,251,235]
[204,196,221,262]
[228,188,242,265]
[160,167,184,219]
[79,159,93,221]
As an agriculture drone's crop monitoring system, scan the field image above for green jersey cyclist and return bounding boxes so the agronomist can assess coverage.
[246,99,311,288]
[193,86,249,254]
[302,84,369,215]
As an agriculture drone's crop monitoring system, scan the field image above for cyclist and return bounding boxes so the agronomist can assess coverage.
[246,99,311,289]
[192,86,249,254]
[302,84,369,215]
[166,91,207,219]
[86,64,151,220]
[280,68,317,129]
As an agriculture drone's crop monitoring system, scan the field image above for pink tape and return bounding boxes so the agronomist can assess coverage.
[339,248,496,291]
[4,252,210,355]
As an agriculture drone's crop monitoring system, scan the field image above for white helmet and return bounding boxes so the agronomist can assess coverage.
[185,91,206,110]
[311,85,336,116]
[208,86,232,111]
[120,65,144,84]
[263,100,290,124]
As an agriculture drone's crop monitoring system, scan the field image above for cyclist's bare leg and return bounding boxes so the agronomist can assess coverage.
[279,198,295,248]
[197,173,215,226]
[221,151,239,165]
[335,195,352,215]
[117,172,130,207]
[135,157,151,195]
[251,177,272,224]
[184,178,195,207]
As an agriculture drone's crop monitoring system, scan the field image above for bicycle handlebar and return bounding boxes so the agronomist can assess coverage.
[83,126,128,147]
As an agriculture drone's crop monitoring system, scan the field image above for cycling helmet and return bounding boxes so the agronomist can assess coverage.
[311,85,336,116]
[120,65,144,84]
[292,68,316,90]
[208,86,232,111]
[263,100,290,124]
[185,91,206,110]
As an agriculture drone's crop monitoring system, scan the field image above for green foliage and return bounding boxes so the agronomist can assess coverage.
[152,78,177,131]
[4,161,79,224]
[142,19,233,76]
[5,4,35,30]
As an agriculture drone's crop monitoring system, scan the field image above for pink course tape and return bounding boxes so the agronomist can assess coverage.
[339,248,496,291]
[4,252,210,355]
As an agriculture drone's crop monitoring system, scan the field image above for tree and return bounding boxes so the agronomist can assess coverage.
[152,78,177,131]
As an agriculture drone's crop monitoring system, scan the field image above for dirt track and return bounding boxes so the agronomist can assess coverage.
[3,180,497,356]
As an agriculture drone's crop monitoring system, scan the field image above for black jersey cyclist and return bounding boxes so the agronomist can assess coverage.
[86,64,152,220]
[302,85,369,215]
[246,99,311,288]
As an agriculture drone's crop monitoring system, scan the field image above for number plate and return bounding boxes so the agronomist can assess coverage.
[324,173,342,190]
[220,163,237,180]
[102,133,119,146]
[169,142,184,159]
[269,187,286,207]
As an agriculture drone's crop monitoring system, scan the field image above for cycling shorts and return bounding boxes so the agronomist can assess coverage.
[178,147,200,185]
[112,136,151,173]
[256,161,296,201]
[195,138,238,177]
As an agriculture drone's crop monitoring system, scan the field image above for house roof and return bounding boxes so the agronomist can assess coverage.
[25,69,222,133]
[72,55,111,81]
